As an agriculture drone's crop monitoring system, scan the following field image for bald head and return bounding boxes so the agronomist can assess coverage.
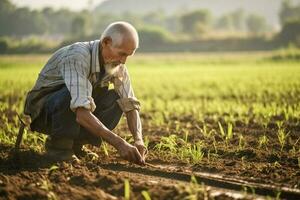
[100,21,139,49]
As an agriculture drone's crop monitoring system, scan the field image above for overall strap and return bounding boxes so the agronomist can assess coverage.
[89,41,106,89]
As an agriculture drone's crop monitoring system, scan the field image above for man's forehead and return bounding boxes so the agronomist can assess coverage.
[117,43,136,55]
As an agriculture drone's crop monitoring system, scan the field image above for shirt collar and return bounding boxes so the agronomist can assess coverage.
[90,40,104,74]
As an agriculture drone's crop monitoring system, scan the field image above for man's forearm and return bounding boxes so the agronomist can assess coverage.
[76,107,124,148]
[125,109,143,144]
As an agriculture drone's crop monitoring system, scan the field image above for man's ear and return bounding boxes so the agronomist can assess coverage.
[101,37,112,47]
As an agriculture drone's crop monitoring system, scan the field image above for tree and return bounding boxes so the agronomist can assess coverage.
[9,7,45,36]
[230,9,245,31]
[0,0,16,36]
[143,11,165,28]
[215,9,245,32]
[277,19,300,47]
[246,14,267,34]
[138,26,171,45]
[180,10,212,36]
[71,15,87,37]
[215,15,233,31]
[279,0,300,25]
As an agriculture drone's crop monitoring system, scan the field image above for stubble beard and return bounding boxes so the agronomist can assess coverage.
[104,62,120,75]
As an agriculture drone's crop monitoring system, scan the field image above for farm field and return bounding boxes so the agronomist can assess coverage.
[0,52,300,199]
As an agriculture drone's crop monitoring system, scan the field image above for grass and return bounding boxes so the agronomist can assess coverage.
[1,51,300,199]
[0,52,300,165]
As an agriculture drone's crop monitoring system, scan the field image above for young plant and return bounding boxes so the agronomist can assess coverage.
[141,190,151,200]
[218,121,225,138]
[212,136,218,154]
[290,138,300,156]
[241,156,246,168]
[207,150,211,164]
[48,165,59,176]
[40,179,53,191]
[190,142,204,164]
[124,179,130,200]
[258,134,269,149]
[154,134,178,154]
[277,128,289,152]
[143,136,149,149]
[226,122,233,141]
[218,121,234,146]
[197,124,214,138]
[182,175,208,199]
[102,142,109,156]
[276,121,283,130]
[238,134,246,151]
[184,129,189,143]
[40,178,58,200]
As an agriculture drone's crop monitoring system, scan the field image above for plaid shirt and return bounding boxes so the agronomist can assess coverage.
[24,40,140,121]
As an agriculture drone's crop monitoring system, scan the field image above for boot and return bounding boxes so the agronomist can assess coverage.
[45,136,79,162]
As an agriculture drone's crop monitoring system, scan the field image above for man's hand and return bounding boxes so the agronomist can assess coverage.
[134,141,148,163]
[117,140,145,165]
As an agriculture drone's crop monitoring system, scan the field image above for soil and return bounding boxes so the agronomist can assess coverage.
[0,128,300,200]
[0,112,300,199]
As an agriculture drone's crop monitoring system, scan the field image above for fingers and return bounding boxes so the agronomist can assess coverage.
[124,146,144,165]
[141,147,148,157]
[136,145,148,159]
[118,142,146,165]
[132,146,144,165]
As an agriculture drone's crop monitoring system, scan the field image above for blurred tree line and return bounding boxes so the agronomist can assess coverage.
[0,0,299,53]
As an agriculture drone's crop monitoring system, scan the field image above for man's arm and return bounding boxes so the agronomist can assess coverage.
[76,107,144,164]
[125,109,148,161]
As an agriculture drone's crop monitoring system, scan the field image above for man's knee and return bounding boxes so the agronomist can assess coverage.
[31,86,80,138]
[46,86,71,114]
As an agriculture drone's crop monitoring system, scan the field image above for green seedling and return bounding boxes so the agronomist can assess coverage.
[48,165,59,176]
[183,176,207,200]
[241,156,246,168]
[277,128,289,152]
[40,177,59,200]
[124,179,130,200]
[212,136,218,153]
[276,121,283,129]
[275,191,281,200]
[226,122,233,141]
[155,134,178,154]
[197,124,213,138]
[141,190,151,200]
[184,130,189,143]
[218,121,225,137]
[273,161,281,168]
[190,143,204,164]
[238,134,246,151]
[190,175,198,185]
[218,121,233,146]
[102,142,109,156]
[207,150,211,163]
[144,136,149,149]
[258,134,269,149]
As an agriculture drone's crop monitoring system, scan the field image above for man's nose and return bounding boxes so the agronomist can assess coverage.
[120,56,127,64]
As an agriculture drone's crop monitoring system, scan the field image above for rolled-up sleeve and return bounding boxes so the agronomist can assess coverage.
[60,55,95,112]
[113,65,141,112]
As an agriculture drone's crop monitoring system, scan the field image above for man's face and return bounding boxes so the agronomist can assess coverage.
[101,37,136,71]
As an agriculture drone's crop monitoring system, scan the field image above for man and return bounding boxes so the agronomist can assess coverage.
[24,21,147,165]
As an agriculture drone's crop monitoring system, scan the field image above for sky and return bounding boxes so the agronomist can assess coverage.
[10,0,107,11]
